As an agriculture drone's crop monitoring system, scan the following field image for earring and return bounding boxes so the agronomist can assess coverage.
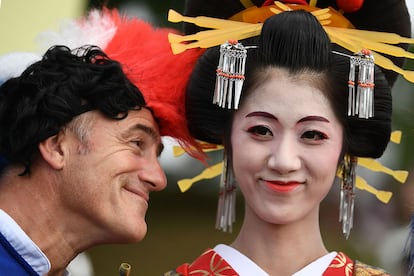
[339,155,358,239]
[216,152,237,232]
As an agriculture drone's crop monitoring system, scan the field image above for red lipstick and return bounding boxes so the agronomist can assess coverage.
[265,181,301,193]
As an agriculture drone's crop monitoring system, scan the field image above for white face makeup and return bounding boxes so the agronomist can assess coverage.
[231,69,343,226]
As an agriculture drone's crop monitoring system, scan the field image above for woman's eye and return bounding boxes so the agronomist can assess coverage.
[247,125,273,137]
[301,130,328,141]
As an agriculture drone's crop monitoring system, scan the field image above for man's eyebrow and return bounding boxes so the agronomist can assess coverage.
[126,124,164,156]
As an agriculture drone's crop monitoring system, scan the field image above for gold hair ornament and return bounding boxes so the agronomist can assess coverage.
[168,2,414,83]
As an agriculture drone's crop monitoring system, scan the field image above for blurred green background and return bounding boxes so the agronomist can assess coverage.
[1,1,414,275]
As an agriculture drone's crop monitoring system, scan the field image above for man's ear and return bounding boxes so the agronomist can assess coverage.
[38,131,66,170]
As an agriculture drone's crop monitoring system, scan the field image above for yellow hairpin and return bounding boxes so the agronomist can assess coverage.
[178,162,223,192]
[168,2,414,83]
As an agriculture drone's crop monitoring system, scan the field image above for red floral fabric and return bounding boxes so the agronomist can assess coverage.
[175,249,236,276]
[164,250,389,276]
[323,252,354,276]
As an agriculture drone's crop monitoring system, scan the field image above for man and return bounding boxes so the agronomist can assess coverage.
[0,45,166,275]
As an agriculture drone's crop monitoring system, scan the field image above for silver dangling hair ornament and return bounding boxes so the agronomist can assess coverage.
[216,152,237,232]
[333,49,375,119]
[213,40,256,110]
[339,155,358,239]
[213,40,254,232]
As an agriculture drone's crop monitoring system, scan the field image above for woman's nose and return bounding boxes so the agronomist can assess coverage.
[267,135,301,175]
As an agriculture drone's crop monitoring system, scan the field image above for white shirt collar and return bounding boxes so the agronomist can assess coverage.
[214,244,337,276]
[0,209,50,275]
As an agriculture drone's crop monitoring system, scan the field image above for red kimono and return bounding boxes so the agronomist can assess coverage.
[164,249,390,276]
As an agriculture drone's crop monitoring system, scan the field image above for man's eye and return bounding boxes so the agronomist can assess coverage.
[247,125,273,137]
[132,140,143,148]
[301,130,328,141]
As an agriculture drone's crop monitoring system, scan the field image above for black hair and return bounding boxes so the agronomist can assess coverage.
[0,45,146,175]
[182,0,411,86]
[257,10,330,71]
[185,10,392,160]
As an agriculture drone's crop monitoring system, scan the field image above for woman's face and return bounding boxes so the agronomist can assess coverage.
[231,69,343,226]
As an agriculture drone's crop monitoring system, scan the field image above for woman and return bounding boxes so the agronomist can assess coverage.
[165,9,395,275]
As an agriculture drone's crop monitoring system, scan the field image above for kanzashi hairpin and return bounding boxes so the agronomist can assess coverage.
[340,155,358,240]
[349,49,375,119]
[214,40,247,109]
[333,49,375,119]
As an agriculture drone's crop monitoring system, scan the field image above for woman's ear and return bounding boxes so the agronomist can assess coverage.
[38,131,66,170]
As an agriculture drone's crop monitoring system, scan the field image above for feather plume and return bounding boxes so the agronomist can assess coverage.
[100,9,206,160]
[36,9,117,53]
[0,52,41,84]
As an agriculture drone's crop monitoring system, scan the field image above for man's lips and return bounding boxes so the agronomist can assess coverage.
[264,180,302,193]
[124,186,149,202]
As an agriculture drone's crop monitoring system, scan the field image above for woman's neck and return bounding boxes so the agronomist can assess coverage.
[231,207,328,275]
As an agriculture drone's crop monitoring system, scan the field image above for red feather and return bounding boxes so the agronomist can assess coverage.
[102,9,206,160]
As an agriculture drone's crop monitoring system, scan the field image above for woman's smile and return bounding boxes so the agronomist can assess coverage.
[264,180,302,193]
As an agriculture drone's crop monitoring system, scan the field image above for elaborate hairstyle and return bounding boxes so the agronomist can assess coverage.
[186,10,392,160]
[182,0,411,86]
[0,45,145,175]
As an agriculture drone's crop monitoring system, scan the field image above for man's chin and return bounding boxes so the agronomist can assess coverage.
[128,224,147,243]
[112,222,147,244]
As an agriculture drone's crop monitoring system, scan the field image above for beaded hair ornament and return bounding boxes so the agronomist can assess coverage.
[213,40,247,110]
[170,1,411,238]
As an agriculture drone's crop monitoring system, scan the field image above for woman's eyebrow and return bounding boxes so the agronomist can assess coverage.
[245,111,277,119]
[245,112,330,124]
[298,116,330,123]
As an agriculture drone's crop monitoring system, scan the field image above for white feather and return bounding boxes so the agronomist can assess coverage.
[0,52,41,84]
[36,9,117,52]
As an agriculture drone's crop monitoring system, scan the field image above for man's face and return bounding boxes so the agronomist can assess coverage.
[59,108,166,243]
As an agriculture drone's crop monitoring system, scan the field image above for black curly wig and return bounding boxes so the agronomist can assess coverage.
[0,45,146,175]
